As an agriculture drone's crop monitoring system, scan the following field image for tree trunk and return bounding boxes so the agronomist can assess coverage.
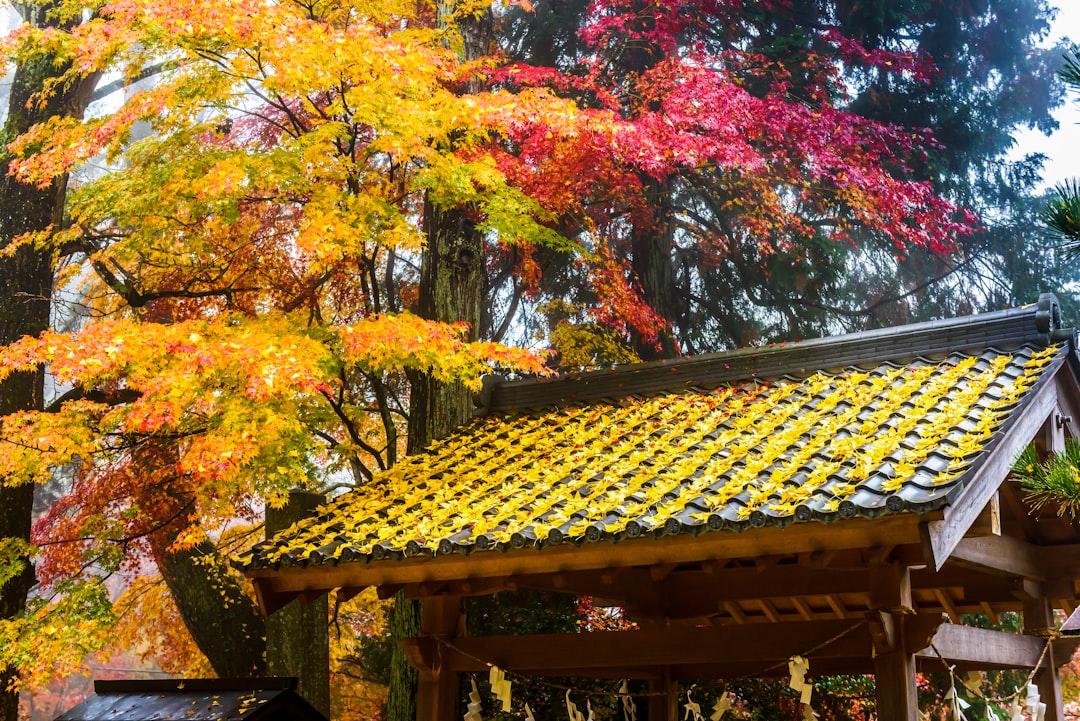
[407,198,485,452]
[389,10,492,721]
[390,198,485,721]
[0,25,95,720]
[148,496,267,678]
[630,178,678,361]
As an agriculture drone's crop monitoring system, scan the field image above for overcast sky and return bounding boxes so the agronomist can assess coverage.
[1014,0,1080,189]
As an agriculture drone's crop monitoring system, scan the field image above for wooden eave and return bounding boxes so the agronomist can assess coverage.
[249,511,934,615]
[249,358,1080,617]
[921,358,1080,570]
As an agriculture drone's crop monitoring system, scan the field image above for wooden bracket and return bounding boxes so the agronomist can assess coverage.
[866,610,898,655]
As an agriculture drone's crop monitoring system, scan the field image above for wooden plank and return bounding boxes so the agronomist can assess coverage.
[915,623,1046,669]
[947,534,1047,580]
[826,595,847,618]
[934,589,962,624]
[1052,371,1080,435]
[249,513,928,600]
[999,480,1043,543]
[792,597,816,621]
[405,618,874,674]
[922,376,1058,571]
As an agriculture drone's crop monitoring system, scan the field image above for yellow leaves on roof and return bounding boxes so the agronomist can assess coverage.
[259,346,1061,564]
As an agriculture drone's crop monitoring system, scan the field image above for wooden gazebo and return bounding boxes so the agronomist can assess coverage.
[242,295,1080,720]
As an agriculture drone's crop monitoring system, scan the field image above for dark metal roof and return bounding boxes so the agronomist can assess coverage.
[240,296,1076,573]
[481,293,1074,413]
[54,679,326,721]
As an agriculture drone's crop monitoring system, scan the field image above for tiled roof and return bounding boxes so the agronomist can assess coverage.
[241,299,1072,571]
[55,679,325,721]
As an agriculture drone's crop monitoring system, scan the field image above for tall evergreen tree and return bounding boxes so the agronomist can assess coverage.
[493,0,1075,357]
[1044,49,1080,253]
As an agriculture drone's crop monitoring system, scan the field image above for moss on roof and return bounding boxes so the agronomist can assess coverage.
[241,343,1062,571]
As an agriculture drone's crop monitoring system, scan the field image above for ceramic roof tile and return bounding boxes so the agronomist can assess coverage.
[240,341,1066,571]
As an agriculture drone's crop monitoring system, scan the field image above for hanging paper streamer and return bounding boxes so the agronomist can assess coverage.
[619,680,637,721]
[788,656,808,693]
[524,704,536,721]
[942,668,971,721]
[586,699,596,721]
[1010,697,1023,721]
[788,655,813,709]
[802,704,818,721]
[464,678,483,721]
[566,690,586,721]
[1025,683,1046,721]
[710,694,731,721]
[684,691,704,721]
[488,665,512,712]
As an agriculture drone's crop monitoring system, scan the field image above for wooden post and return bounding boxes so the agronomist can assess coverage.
[871,564,918,721]
[647,668,677,721]
[415,595,463,721]
[874,633,918,721]
[1024,598,1063,721]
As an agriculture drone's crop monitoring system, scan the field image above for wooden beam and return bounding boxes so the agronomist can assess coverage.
[759,599,781,623]
[934,590,962,624]
[649,671,677,721]
[649,563,678,582]
[866,610,898,655]
[947,534,1047,580]
[869,563,911,611]
[1052,371,1080,438]
[792,597,816,621]
[967,492,1001,537]
[1053,637,1080,667]
[723,601,747,624]
[922,376,1058,571]
[915,623,1047,670]
[999,480,1044,543]
[405,618,876,675]
[249,513,929,601]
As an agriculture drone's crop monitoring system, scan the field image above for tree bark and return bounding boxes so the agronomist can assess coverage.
[390,198,486,721]
[265,491,330,717]
[389,10,492,720]
[630,178,678,361]
[0,18,95,719]
[407,197,485,452]
[148,495,267,678]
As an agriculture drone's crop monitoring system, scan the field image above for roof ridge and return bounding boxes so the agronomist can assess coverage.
[482,293,1074,413]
